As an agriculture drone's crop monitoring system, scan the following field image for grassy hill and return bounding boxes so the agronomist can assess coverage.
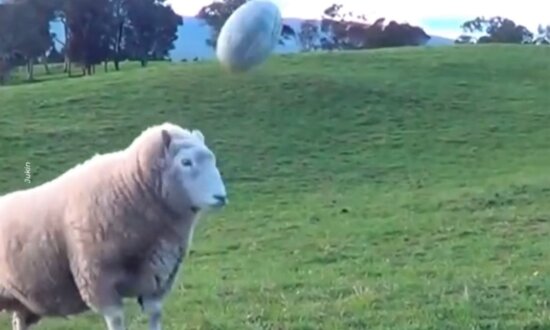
[1,45,549,329]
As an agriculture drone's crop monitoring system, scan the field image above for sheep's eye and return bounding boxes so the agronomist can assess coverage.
[182,159,193,167]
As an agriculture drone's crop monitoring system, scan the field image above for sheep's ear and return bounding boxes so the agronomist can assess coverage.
[161,129,171,149]
[192,129,205,143]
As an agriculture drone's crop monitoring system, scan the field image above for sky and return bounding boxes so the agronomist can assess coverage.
[167,0,550,39]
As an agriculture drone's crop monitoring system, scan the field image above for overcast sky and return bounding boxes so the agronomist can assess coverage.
[168,0,549,38]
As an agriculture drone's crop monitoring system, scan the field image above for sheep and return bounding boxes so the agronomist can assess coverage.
[0,122,228,330]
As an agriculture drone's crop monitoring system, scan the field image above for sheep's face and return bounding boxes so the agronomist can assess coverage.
[161,129,228,213]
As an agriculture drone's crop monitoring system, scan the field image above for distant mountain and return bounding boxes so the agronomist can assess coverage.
[426,35,455,46]
[49,16,455,62]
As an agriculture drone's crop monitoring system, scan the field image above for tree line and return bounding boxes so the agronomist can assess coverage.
[0,0,182,84]
[301,4,431,51]
[291,6,550,51]
[197,1,432,52]
[198,1,550,51]
[456,17,550,44]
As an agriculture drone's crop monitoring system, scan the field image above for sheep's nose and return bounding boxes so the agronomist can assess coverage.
[213,194,228,206]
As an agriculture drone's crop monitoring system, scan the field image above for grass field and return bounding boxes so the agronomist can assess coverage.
[0,44,549,329]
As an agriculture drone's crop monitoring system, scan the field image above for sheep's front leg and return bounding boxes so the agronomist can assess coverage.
[70,260,126,330]
[101,306,126,330]
[138,296,164,330]
[11,312,27,330]
[11,310,40,330]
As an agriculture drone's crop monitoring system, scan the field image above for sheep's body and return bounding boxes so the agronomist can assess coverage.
[0,123,227,329]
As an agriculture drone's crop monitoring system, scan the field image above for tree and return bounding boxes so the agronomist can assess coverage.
[65,0,111,75]
[0,10,12,90]
[47,0,74,74]
[461,16,534,44]
[0,56,13,85]
[319,4,430,50]
[196,0,246,48]
[54,0,128,73]
[0,0,54,81]
[196,0,295,49]
[0,5,16,58]
[1,0,186,84]
[48,0,131,75]
[125,0,182,67]
[298,20,320,51]
[15,0,66,75]
[106,0,128,71]
[320,3,359,49]
[378,20,430,47]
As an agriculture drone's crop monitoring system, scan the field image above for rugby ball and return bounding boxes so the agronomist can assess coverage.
[216,0,283,73]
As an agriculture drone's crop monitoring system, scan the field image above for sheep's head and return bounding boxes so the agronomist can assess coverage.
[158,127,228,214]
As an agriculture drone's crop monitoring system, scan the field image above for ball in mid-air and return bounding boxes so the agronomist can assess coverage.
[216,0,283,73]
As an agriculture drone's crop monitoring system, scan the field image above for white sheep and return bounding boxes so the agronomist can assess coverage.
[0,122,228,330]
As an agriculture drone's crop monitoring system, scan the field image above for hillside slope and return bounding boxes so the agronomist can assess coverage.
[0,45,549,329]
